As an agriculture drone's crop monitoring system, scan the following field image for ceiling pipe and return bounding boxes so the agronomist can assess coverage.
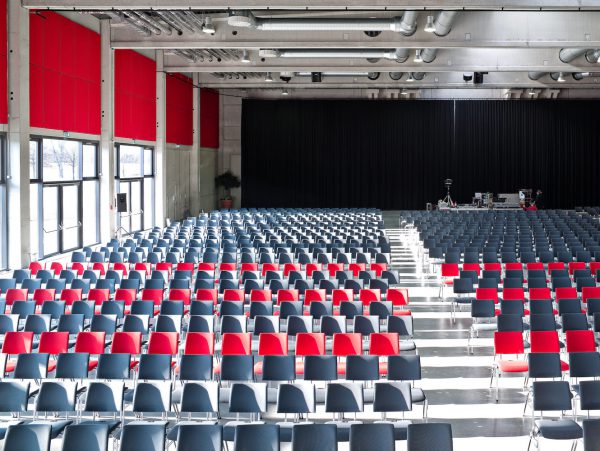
[528,72,547,80]
[228,10,418,36]
[259,48,410,62]
[558,48,588,63]
[295,72,373,77]
[183,11,206,31]
[154,11,184,35]
[163,11,195,33]
[131,11,172,36]
[173,11,202,33]
[415,11,459,65]
[173,49,198,63]
[410,72,426,80]
[122,11,162,35]
[572,71,600,80]
[114,12,152,37]
[585,49,600,63]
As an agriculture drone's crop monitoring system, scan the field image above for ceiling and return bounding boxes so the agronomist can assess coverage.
[21,1,600,92]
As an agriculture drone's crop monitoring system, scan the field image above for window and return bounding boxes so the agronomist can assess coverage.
[116,144,154,233]
[30,138,100,258]
[0,135,7,270]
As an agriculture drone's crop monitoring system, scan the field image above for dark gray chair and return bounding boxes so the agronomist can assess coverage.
[583,418,600,451]
[372,381,412,439]
[4,424,52,451]
[580,380,600,417]
[224,382,268,441]
[291,423,337,451]
[233,424,279,451]
[62,423,110,451]
[349,423,395,451]
[325,382,364,441]
[175,424,222,451]
[276,383,316,441]
[407,423,453,451]
[119,422,167,451]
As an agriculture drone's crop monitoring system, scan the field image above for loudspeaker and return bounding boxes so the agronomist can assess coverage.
[311,72,322,83]
[117,193,128,213]
[474,72,485,84]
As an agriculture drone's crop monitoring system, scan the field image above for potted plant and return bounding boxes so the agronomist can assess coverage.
[215,170,241,209]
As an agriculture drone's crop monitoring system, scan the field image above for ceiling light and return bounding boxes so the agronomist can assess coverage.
[281,88,289,96]
[528,89,535,96]
[202,16,216,34]
[241,50,250,63]
[265,72,273,82]
[414,50,423,63]
[406,73,415,82]
[400,89,409,96]
[557,72,566,83]
[424,15,436,33]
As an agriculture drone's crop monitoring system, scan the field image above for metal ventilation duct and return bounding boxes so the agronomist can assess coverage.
[259,48,410,62]
[228,10,418,36]
[415,11,459,65]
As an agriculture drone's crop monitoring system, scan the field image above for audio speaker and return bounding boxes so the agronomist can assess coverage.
[311,72,322,83]
[117,193,128,213]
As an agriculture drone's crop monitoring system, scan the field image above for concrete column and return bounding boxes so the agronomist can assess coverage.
[155,50,167,227]
[99,19,116,242]
[190,73,201,216]
[7,1,30,269]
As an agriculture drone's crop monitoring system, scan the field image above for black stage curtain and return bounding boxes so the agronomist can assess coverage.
[241,99,600,209]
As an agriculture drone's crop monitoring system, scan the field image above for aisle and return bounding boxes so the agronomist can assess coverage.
[383,211,571,451]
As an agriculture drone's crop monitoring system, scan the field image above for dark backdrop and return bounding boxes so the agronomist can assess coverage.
[241,99,600,209]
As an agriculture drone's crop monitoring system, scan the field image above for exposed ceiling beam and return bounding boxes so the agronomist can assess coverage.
[20,0,600,11]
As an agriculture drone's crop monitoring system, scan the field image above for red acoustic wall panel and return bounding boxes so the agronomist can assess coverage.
[29,12,101,134]
[114,49,156,142]
[166,73,193,146]
[0,0,7,124]
[200,88,219,149]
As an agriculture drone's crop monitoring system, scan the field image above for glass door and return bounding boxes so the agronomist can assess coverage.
[60,184,81,252]
[42,184,81,256]
[117,179,144,233]
[42,186,60,257]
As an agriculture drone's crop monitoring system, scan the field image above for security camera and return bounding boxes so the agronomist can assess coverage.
[463,73,473,82]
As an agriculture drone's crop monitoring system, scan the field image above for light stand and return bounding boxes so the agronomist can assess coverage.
[442,179,453,205]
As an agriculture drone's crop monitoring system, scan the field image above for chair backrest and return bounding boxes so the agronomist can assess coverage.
[228,382,268,413]
[493,331,524,355]
[176,424,223,451]
[4,424,52,451]
[532,380,573,412]
[349,423,395,451]
[119,422,166,451]
[62,423,110,451]
[291,424,337,451]
[83,381,124,414]
[233,424,280,451]
[583,418,600,451]
[325,382,363,414]
[407,423,454,451]
[132,381,172,414]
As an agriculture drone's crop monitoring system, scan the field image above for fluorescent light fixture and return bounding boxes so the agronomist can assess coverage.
[424,15,436,33]
[281,88,289,96]
[414,49,423,63]
[202,16,216,34]
[400,89,409,96]
[241,50,250,63]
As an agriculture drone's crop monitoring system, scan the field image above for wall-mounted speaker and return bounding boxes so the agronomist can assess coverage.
[117,193,128,213]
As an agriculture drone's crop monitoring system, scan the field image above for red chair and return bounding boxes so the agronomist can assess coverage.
[590,262,600,277]
[60,288,83,306]
[88,289,110,306]
[198,262,216,272]
[276,289,300,304]
[261,263,280,276]
[195,289,218,304]
[219,263,237,272]
[491,331,528,401]
[38,331,69,372]
[223,289,245,302]
[71,262,86,276]
[49,262,63,276]
[332,333,362,374]
[74,331,106,370]
[555,287,578,301]
[386,288,411,315]
[476,288,499,304]
[529,288,552,300]
[220,333,252,355]
[370,263,387,277]
[304,289,326,306]
[502,288,525,301]
[526,262,545,271]
[135,263,152,275]
[114,288,137,305]
[332,289,354,306]
[141,289,164,306]
[111,331,142,355]
[462,263,481,276]
[566,330,596,353]
[92,263,108,276]
[359,288,381,306]
[113,263,129,275]
[369,332,400,375]
[32,289,56,305]
[240,263,258,274]
[440,264,459,298]
[5,289,28,305]
[254,333,289,374]
[569,262,587,276]
[177,263,195,273]
[582,287,600,304]
[148,332,179,355]
[1,331,34,372]
[305,263,323,277]
[156,263,173,275]
[249,290,272,302]
[184,332,215,355]
[327,263,345,277]
[548,262,566,272]
[504,263,523,271]
[349,263,366,277]
[529,331,569,371]
[169,289,191,305]
[294,332,326,375]
[283,264,301,277]
[29,262,44,276]
[483,263,502,272]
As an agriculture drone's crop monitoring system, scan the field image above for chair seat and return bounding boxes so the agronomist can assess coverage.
[4,360,16,373]
[325,420,362,442]
[400,340,417,352]
[223,420,265,442]
[411,388,427,403]
[31,420,73,439]
[374,419,412,440]
[497,359,529,373]
[535,419,583,440]
[454,297,475,304]
[393,310,412,316]
[472,323,498,332]
[78,420,121,435]
[167,420,217,441]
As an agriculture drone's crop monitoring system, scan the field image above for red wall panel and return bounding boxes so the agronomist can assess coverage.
[114,49,156,142]
[200,88,219,149]
[166,73,193,146]
[0,0,7,124]
[29,12,101,134]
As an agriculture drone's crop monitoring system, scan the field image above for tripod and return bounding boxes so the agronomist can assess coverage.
[442,186,453,205]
